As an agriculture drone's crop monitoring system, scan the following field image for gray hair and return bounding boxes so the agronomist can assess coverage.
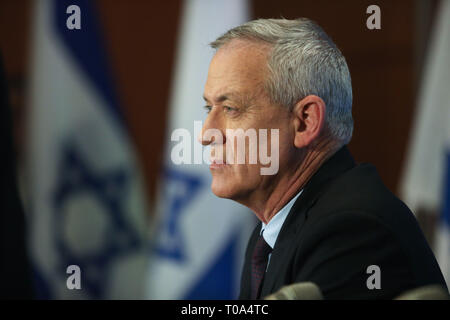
[210,18,353,144]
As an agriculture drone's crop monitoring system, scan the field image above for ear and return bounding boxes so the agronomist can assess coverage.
[292,95,326,148]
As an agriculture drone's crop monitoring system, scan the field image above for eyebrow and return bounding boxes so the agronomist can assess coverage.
[203,93,236,104]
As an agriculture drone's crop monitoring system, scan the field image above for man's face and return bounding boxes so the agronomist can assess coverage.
[201,40,296,204]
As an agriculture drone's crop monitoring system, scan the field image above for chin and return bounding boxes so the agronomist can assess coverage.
[210,177,253,203]
[211,180,234,199]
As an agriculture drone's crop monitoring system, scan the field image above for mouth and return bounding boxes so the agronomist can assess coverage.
[209,159,229,170]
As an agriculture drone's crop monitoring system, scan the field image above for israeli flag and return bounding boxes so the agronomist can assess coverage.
[26,0,149,299]
[147,0,255,299]
[401,0,450,287]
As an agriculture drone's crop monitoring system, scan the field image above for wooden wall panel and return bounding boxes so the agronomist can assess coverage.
[252,0,417,194]
[97,0,182,200]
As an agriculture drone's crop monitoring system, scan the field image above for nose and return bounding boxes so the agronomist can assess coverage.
[197,109,225,146]
[198,130,213,146]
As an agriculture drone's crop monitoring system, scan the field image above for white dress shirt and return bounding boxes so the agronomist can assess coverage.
[260,189,303,268]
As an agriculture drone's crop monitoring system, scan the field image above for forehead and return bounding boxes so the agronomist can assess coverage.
[204,40,270,102]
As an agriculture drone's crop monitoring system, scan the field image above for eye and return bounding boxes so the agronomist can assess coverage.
[204,105,212,114]
[223,106,238,114]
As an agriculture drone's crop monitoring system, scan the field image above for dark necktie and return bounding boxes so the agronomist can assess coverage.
[251,235,272,299]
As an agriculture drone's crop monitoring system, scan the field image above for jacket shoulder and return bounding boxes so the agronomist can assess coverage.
[290,164,447,297]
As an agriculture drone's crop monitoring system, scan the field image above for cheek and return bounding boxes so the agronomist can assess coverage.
[274,126,295,158]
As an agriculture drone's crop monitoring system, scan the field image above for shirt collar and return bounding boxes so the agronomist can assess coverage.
[261,190,303,249]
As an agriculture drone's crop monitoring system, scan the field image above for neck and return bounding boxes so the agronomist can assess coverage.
[249,138,341,224]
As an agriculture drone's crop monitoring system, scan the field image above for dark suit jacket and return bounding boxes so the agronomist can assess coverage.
[239,147,447,299]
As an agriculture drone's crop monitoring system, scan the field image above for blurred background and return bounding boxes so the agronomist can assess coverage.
[0,0,448,299]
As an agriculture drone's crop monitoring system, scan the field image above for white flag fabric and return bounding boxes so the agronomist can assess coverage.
[147,0,255,299]
[26,0,149,299]
[400,0,450,287]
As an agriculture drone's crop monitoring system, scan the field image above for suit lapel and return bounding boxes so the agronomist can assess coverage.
[260,146,356,298]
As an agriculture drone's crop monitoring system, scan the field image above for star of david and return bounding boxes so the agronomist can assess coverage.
[52,141,141,298]
[154,167,203,262]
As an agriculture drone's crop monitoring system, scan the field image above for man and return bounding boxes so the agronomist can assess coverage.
[199,18,447,300]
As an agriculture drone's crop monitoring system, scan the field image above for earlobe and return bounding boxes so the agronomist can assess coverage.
[292,95,326,149]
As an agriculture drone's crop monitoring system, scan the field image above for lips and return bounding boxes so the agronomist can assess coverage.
[210,158,226,164]
[209,159,228,169]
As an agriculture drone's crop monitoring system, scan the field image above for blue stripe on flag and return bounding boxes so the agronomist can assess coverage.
[184,233,238,300]
[52,0,125,127]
